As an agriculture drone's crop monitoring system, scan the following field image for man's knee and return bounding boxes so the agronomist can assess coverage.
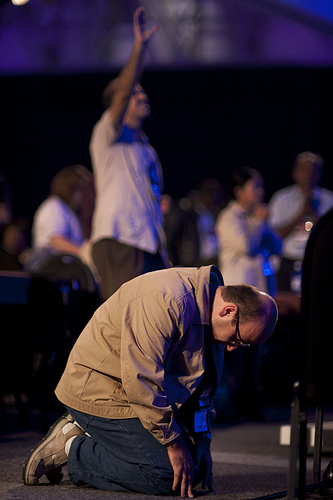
[146,467,174,495]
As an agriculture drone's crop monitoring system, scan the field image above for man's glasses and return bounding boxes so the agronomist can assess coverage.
[229,310,251,347]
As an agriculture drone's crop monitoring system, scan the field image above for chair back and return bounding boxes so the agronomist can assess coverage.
[300,208,333,406]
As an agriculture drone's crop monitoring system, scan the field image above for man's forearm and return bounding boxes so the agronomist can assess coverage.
[116,41,146,100]
[50,235,81,256]
[107,43,146,129]
[108,7,156,128]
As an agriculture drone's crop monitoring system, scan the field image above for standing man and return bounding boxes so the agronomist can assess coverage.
[23,265,278,497]
[90,7,168,300]
[268,151,333,295]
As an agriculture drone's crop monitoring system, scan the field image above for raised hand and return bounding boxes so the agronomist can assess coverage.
[133,7,158,46]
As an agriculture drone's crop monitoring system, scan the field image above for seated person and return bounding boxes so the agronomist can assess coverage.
[0,218,31,266]
[26,165,96,275]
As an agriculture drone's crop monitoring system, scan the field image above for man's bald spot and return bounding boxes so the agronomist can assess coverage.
[256,291,278,343]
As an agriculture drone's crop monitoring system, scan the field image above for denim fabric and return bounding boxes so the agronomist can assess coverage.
[66,407,174,494]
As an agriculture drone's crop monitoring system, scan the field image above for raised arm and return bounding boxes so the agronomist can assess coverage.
[108,7,157,129]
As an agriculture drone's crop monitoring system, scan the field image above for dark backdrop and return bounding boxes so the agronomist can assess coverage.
[2,66,333,230]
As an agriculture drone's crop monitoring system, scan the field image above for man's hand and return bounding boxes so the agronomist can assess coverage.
[133,7,158,47]
[192,434,214,492]
[167,436,194,498]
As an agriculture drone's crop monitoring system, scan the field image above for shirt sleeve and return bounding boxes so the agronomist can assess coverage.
[33,199,69,248]
[89,111,116,175]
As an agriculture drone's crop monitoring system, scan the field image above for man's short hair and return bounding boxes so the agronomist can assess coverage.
[220,284,270,325]
[294,151,323,172]
[50,165,90,206]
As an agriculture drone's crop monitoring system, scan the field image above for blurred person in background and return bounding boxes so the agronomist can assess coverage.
[0,170,12,228]
[26,165,96,275]
[161,178,224,269]
[268,151,333,301]
[216,167,281,296]
[89,7,168,300]
[0,218,31,266]
[161,193,200,268]
[215,167,281,420]
[189,178,224,267]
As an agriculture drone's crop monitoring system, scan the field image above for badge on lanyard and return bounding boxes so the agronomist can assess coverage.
[194,386,213,433]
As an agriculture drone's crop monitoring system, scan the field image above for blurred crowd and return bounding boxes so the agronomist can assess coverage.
[2,5,333,439]
[1,145,333,422]
[1,149,332,329]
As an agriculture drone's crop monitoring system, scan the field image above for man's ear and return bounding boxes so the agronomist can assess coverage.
[219,302,238,318]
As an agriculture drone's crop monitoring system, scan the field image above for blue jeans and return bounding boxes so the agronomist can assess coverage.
[66,407,174,494]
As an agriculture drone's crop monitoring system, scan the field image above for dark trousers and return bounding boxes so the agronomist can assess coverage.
[92,238,166,300]
[66,407,174,494]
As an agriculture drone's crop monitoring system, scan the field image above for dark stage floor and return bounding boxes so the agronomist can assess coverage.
[1,402,332,500]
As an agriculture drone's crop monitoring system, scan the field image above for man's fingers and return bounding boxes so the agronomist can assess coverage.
[180,474,193,498]
[148,25,158,39]
[167,436,194,497]
[172,471,181,491]
[187,484,194,498]
[133,6,158,44]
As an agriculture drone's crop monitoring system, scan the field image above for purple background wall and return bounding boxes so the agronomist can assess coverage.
[1,0,333,229]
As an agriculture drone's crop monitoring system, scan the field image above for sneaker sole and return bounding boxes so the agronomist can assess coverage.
[22,412,73,486]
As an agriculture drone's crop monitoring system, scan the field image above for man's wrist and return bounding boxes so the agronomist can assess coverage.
[133,39,148,53]
[166,434,186,449]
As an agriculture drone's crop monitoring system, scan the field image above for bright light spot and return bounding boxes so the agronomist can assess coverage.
[12,0,30,5]
[305,220,314,232]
